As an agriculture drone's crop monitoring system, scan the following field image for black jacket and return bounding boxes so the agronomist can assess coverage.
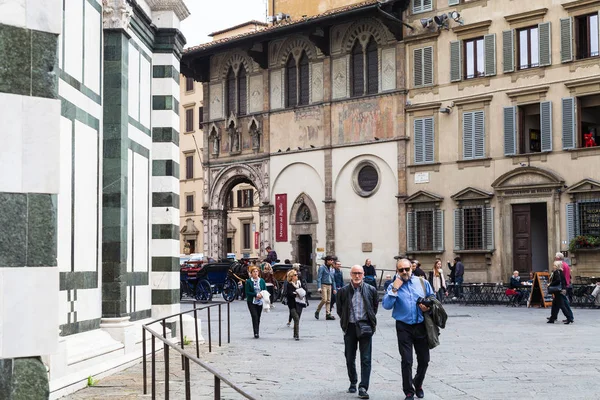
[413,267,427,278]
[549,269,566,289]
[336,282,378,334]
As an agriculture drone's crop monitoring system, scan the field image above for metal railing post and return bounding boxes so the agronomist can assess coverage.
[194,308,200,359]
[214,376,221,400]
[207,307,212,353]
[227,302,231,344]
[151,335,156,400]
[164,344,170,400]
[142,328,147,394]
[179,314,185,369]
[184,357,191,400]
[162,318,167,338]
[218,304,222,347]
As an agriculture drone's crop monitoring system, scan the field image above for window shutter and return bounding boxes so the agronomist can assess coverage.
[484,207,494,251]
[285,56,297,107]
[414,118,424,164]
[502,30,515,73]
[454,208,464,250]
[237,190,242,208]
[448,0,460,5]
[414,48,423,87]
[412,0,422,13]
[423,0,432,11]
[474,110,485,158]
[560,17,573,63]
[249,189,254,207]
[226,68,236,116]
[450,40,462,82]
[561,97,576,150]
[407,211,416,252]
[366,39,378,95]
[238,68,247,116]
[566,203,575,243]
[351,41,364,97]
[434,209,444,252]
[463,111,474,159]
[540,101,553,152]
[503,106,517,156]
[538,22,552,67]
[484,34,496,76]
[423,46,433,86]
[186,108,194,132]
[299,53,310,105]
[424,117,434,163]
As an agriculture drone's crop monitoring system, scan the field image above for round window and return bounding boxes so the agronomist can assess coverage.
[352,161,381,197]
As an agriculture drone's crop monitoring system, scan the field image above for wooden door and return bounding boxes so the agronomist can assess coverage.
[512,204,531,275]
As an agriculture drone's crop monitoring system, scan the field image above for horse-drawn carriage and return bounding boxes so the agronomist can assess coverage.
[271,263,311,303]
[180,261,238,302]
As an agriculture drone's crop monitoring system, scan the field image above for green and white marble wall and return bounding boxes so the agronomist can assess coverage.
[0,0,62,397]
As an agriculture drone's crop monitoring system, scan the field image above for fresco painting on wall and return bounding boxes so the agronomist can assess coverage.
[270,108,323,150]
[336,99,394,144]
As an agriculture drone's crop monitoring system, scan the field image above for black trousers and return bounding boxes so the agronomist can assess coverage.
[344,323,372,391]
[550,292,574,321]
[396,321,430,396]
[247,302,263,335]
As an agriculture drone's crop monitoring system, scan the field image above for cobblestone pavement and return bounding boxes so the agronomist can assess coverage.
[64,300,600,400]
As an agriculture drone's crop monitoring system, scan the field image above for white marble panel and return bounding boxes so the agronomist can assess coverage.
[73,288,101,323]
[152,53,178,69]
[63,0,83,82]
[22,97,61,193]
[83,1,101,94]
[27,0,61,34]
[127,151,133,273]
[152,304,179,319]
[151,109,179,130]
[58,290,68,325]
[381,47,396,91]
[128,123,152,150]
[0,93,23,192]
[59,78,102,118]
[151,272,178,290]
[151,176,179,199]
[152,142,179,161]
[57,116,73,272]
[151,239,179,257]
[129,33,152,61]
[0,267,58,357]
[135,286,152,311]
[139,58,152,128]
[209,82,223,120]
[248,74,263,113]
[133,152,149,272]
[73,120,99,272]
[128,43,140,121]
[0,0,26,28]
[151,206,179,225]
[152,10,179,29]
[269,69,283,110]
[152,78,180,100]
[332,56,348,99]
[310,62,323,103]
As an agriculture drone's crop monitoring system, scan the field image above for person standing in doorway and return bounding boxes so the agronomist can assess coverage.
[315,256,337,320]
[383,258,435,400]
[336,265,378,399]
[450,257,464,300]
[245,266,266,338]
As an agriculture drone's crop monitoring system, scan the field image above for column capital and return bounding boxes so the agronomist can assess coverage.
[102,0,133,31]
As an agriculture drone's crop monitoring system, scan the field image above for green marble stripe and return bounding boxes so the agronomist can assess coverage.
[129,139,150,158]
[129,7,156,54]
[60,97,100,130]
[152,289,180,305]
[154,28,186,59]
[59,69,102,104]
[0,24,58,98]
[129,116,151,136]
[124,271,149,286]
[86,0,102,13]
[152,224,179,240]
[60,271,98,290]
[129,309,152,322]
[153,65,180,83]
[152,256,180,272]
[152,95,179,115]
[152,127,180,145]
[152,192,179,208]
[60,318,101,336]
[152,160,179,178]
[128,33,152,63]
[0,193,57,268]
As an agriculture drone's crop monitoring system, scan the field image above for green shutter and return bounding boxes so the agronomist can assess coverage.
[407,211,416,252]
[484,207,494,251]
[562,97,576,150]
[414,48,423,87]
[538,22,552,67]
[503,106,517,156]
[454,208,464,251]
[560,17,573,63]
[540,101,553,152]
[474,110,485,158]
[448,0,460,5]
[423,46,434,86]
[450,40,462,82]
[463,111,474,159]
[484,34,496,77]
[502,30,515,73]
[434,209,444,252]
[414,118,424,164]
[424,117,434,163]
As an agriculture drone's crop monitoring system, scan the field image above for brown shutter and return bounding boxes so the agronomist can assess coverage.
[350,40,364,97]
[299,52,309,105]
[366,38,378,94]
[285,56,297,107]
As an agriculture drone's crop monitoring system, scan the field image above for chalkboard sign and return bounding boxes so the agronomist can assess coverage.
[528,272,553,308]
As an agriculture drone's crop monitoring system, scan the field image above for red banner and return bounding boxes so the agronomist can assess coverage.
[254,232,259,249]
[275,194,287,242]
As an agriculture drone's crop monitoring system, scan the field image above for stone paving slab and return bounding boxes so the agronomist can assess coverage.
[63,301,600,400]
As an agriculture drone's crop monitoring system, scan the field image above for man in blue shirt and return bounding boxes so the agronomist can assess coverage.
[382,258,435,400]
[315,255,337,320]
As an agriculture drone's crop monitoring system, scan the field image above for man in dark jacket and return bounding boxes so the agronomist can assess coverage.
[336,265,378,399]
[450,256,464,300]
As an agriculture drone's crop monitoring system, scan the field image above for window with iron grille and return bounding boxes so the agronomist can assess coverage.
[454,206,494,251]
[566,196,600,243]
[185,155,193,180]
[186,194,194,213]
[407,208,444,252]
[185,108,194,132]
[350,38,378,97]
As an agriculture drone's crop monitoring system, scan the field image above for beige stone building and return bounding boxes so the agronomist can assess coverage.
[403,0,600,281]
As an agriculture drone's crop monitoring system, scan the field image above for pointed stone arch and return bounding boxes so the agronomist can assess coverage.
[290,193,319,224]
[278,35,318,66]
[220,52,253,80]
[289,193,319,272]
[342,18,392,52]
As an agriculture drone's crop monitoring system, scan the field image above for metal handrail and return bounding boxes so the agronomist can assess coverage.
[142,301,255,400]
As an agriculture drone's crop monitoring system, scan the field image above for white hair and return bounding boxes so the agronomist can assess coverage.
[555,252,564,260]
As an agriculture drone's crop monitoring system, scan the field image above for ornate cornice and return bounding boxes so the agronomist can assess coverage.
[145,0,190,21]
[103,0,133,30]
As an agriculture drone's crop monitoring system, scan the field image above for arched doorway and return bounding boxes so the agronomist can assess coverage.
[203,162,272,260]
[290,193,318,281]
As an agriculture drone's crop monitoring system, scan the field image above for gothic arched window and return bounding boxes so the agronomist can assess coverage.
[351,37,379,97]
[285,51,310,108]
[226,67,236,115]
[225,66,247,116]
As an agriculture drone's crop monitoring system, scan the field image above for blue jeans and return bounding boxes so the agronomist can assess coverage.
[344,323,372,390]
[454,276,464,298]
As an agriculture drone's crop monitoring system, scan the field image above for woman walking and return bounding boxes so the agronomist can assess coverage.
[262,264,278,307]
[429,259,448,302]
[245,266,267,338]
[286,269,307,340]
[547,261,574,324]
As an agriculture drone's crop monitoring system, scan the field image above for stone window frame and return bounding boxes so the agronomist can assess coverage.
[219,53,252,118]
[238,215,254,252]
[276,36,319,107]
[406,101,441,168]
[185,192,194,214]
[351,160,381,198]
[454,95,492,164]
[451,187,495,254]
[565,178,600,244]
[405,190,444,254]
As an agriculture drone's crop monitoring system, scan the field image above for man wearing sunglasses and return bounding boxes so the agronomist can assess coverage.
[382,258,435,400]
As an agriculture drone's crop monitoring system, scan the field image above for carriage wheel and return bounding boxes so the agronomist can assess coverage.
[195,279,212,302]
[222,278,237,302]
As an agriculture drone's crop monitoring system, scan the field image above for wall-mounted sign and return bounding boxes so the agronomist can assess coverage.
[275,194,288,242]
[254,232,259,249]
[414,172,430,184]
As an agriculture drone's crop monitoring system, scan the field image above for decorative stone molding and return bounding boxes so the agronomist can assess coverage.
[208,123,220,157]
[102,0,133,30]
[504,9,548,25]
[248,116,261,152]
[219,52,252,80]
[562,0,600,13]
[452,20,492,39]
[290,193,319,225]
[341,18,393,52]
[451,187,493,205]
[405,190,443,208]
[225,114,240,154]
[277,36,318,67]
[146,0,190,21]
[565,179,600,199]
[180,218,200,239]
[491,166,564,197]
